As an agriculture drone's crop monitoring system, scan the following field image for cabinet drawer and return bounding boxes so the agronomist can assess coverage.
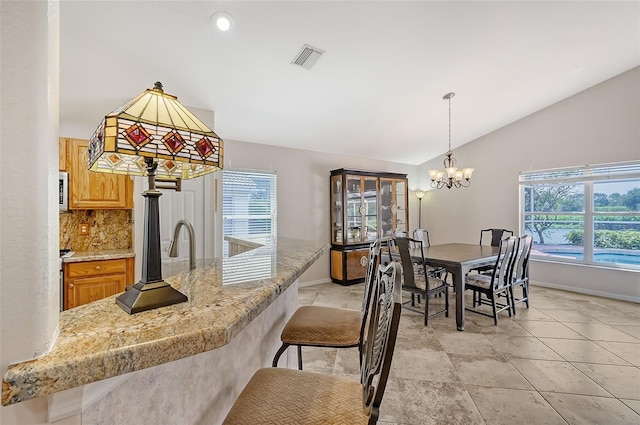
[345,248,369,280]
[66,258,128,278]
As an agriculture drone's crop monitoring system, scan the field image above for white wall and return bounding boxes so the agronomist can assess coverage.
[0,1,64,424]
[419,66,640,301]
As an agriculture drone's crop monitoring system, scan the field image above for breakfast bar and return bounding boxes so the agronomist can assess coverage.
[3,237,327,423]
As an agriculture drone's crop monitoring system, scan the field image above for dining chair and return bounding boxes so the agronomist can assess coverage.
[272,239,381,370]
[480,228,515,247]
[413,228,432,247]
[413,229,448,282]
[464,235,518,325]
[395,237,449,326]
[223,261,403,425]
[510,234,533,312]
[472,228,515,274]
[382,237,416,303]
[394,229,408,237]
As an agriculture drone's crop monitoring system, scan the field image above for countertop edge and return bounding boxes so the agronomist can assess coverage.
[63,249,135,263]
[2,240,329,406]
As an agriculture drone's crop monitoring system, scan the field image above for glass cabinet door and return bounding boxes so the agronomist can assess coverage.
[345,176,379,243]
[362,177,378,242]
[346,176,363,244]
[331,175,343,244]
[380,178,407,237]
[394,179,407,235]
[379,179,394,238]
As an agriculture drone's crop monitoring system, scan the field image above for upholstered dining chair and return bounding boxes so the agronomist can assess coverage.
[223,261,403,425]
[465,235,518,325]
[413,229,448,282]
[510,234,533,312]
[472,228,515,275]
[395,237,449,326]
[272,239,381,370]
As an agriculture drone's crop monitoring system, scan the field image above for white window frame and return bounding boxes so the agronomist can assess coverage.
[519,161,640,270]
[221,169,277,257]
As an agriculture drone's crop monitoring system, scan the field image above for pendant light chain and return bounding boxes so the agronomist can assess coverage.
[427,91,474,189]
[448,94,452,152]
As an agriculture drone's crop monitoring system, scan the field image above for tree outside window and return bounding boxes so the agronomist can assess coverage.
[520,163,640,269]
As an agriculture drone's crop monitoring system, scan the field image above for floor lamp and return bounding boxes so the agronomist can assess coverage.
[415,190,425,229]
[88,82,224,314]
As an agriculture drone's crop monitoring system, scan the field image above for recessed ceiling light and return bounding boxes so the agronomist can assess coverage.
[211,11,234,32]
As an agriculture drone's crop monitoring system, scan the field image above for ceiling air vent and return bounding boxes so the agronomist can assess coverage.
[292,44,324,70]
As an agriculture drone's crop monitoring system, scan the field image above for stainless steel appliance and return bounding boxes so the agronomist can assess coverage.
[59,172,69,212]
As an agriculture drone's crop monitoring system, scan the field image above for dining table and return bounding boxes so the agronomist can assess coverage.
[407,243,499,331]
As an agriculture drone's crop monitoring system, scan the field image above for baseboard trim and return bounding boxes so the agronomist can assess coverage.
[531,281,640,303]
[298,278,332,288]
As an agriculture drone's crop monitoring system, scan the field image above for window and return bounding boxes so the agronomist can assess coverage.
[222,170,277,257]
[520,162,640,269]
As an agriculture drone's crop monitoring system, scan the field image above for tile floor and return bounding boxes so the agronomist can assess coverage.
[297,282,640,425]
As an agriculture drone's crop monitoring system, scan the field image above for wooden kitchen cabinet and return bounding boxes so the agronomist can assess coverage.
[59,138,67,171]
[63,137,133,209]
[64,257,134,310]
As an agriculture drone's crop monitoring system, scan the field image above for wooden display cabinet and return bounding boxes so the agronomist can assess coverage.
[330,169,408,285]
[64,257,134,310]
[63,137,133,209]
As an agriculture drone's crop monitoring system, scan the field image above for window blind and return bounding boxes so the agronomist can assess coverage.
[222,170,277,257]
[520,161,640,184]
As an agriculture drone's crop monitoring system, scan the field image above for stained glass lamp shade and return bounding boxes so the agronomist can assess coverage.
[89,82,223,180]
[88,82,224,314]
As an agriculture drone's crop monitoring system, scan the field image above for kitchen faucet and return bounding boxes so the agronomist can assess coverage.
[168,219,196,270]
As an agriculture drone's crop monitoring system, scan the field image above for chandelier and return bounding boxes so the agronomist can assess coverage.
[428,92,474,189]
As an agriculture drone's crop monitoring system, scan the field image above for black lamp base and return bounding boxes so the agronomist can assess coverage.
[116,160,188,314]
[116,280,187,314]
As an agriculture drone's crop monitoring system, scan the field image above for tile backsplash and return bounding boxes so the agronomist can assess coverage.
[60,210,133,251]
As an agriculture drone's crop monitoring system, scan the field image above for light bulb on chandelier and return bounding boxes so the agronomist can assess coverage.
[428,92,474,189]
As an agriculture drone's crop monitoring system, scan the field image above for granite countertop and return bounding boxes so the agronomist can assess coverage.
[63,249,135,263]
[2,237,328,406]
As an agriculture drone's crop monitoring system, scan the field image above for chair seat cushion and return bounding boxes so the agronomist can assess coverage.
[426,277,447,291]
[465,273,492,290]
[405,274,447,291]
[224,367,367,425]
[280,306,361,347]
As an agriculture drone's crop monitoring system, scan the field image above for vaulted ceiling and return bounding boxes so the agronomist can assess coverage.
[60,1,640,165]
